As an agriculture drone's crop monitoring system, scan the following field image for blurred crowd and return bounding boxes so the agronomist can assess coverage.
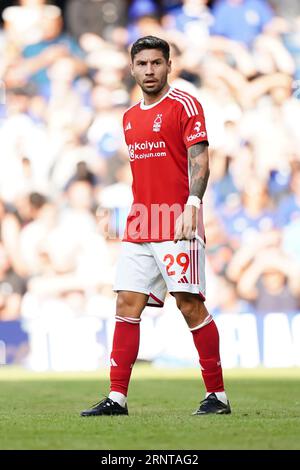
[1,0,300,323]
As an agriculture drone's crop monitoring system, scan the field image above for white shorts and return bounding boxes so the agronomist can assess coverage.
[114,238,206,307]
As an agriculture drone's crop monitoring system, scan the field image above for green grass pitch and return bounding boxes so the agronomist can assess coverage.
[0,366,299,450]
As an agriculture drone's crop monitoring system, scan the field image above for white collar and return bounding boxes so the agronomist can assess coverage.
[140,87,172,110]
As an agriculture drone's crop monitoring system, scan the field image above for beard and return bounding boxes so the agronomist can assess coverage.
[140,77,167,96]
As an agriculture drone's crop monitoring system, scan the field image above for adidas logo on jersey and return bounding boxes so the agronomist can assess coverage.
[125,122,132,131]
[178,275,189,284]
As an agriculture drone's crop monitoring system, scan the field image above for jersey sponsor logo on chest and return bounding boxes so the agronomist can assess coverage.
[128,140,166,162]
[130,141,166,151]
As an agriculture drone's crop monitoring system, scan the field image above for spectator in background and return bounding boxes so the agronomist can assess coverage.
[168,41,201,94]
[19,192,57,275]
[22,4,86,88]
[48,132,105,194]
[210,0,274,48]
[163,0,213,47]
[277,162,300,227]
[45,56,93,156]
[204,209,235,276]
[0,86,54,200]
[270,0,300,21]
[65,0,127,40]
[60,179,96,237]
[87,86,125,161]
[210,151,239,208]
[3,1,86,92]
[97,162,133,239]
[127,0,164,45]
[237,248,300,313]
[220,178,276,243]
[225,229,300,312]
[0,198,26,277]
[0,242,26,321]
[66,161,99,190]
[21,183,112,304]
[3,0,52,49]
[282,218,300,265]
[212,276,252,315]
[210,0,295,76]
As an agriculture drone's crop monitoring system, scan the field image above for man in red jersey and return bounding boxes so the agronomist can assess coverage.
[81,36,231,417]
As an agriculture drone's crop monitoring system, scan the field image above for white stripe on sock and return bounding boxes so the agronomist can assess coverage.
[205,391,228,405]
[115,316,141,324]
[189,315,213,332]
[108,391,127,407]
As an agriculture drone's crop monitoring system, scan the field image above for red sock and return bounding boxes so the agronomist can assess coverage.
[110,316,140,396]
[191,318,224,393]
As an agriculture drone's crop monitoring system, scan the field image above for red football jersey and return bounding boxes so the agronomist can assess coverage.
[123,87,208,242]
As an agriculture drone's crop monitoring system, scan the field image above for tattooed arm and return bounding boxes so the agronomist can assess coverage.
[174,142,209,242]
[188,142,210,200]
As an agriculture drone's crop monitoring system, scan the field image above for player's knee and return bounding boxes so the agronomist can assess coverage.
[116,292,142,317]
[116,293,133,315]
[176,298,196,320]
[176,296,207,324]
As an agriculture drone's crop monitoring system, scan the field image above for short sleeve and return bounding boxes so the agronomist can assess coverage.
[180,96,209,149]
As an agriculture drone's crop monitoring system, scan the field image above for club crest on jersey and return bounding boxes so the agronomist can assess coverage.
[153,114,162,132]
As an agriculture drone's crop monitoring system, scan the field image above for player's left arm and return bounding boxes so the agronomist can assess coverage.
[189,141,210,201]
[174,142,209,242]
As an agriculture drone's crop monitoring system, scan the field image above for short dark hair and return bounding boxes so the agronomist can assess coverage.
[29,192,47,210]
[131,36,170,62]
